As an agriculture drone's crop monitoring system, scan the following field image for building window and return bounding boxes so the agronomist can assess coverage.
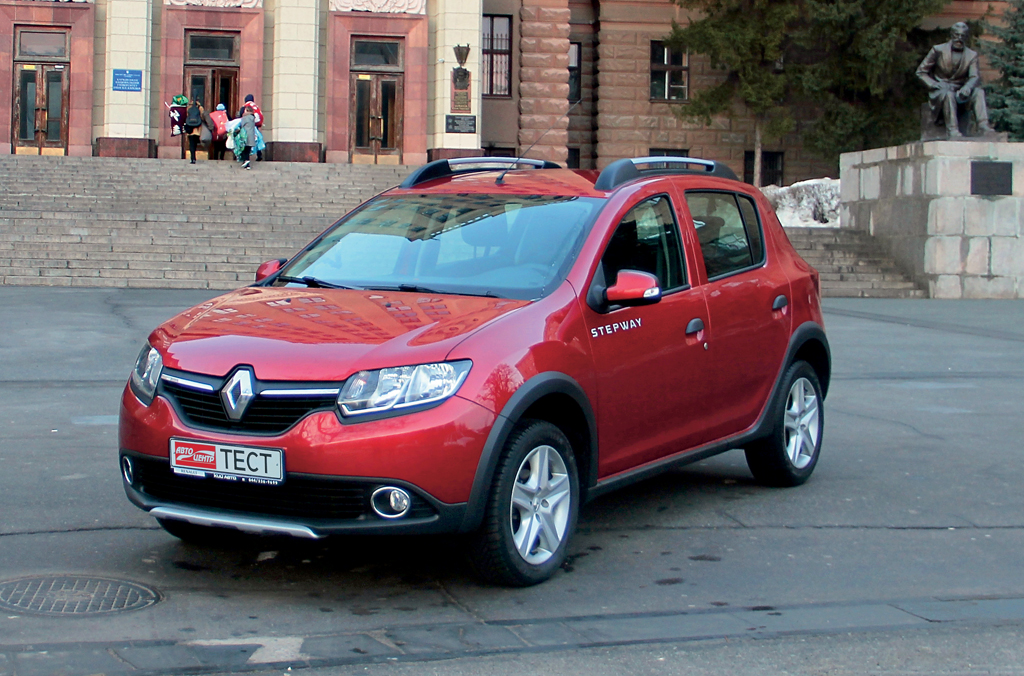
[650,41,688,101]
[16,28,68,61]
[744,151,785,186]
[483,15,512,97]
[186,33,238,63]
[567,147,581,168]
[485,146,517,158]
[647,148,691,169]
[352,40,401,69]
[568,42,582,103]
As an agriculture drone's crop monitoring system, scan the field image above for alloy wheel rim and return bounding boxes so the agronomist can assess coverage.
[509,444,571,565]
[783,377,820,469]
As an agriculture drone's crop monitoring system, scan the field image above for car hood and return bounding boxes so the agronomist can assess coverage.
[149,287,530,381]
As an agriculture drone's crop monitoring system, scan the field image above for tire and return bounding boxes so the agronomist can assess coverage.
[469,419,580,587]
[744,360,824,487]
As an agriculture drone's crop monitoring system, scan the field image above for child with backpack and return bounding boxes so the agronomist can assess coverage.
[184,99,206,164]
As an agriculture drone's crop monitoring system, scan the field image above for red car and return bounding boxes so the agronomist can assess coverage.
[120,157,830,586]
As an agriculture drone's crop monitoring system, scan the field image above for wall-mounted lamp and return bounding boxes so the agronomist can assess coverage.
[453,44,470,68]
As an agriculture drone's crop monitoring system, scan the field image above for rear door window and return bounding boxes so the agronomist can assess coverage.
[685,191,765,279]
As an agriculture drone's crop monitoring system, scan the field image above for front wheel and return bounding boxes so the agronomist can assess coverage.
[745,360,824,487]
[469,420,579,586]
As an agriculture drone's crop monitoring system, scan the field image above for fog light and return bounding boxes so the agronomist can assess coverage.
[371,487,412,519]
[121,456,135,485]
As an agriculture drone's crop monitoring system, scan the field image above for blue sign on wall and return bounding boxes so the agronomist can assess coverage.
[112,69,143,92]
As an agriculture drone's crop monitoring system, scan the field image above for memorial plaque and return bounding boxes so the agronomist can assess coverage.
[451,67,471,113]
[445,115,477,134]
[970,161,1012,196]
[452,88,471,113]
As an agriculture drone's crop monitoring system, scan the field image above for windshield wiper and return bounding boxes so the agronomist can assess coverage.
[277,275,362,290]
[365,284,505,299]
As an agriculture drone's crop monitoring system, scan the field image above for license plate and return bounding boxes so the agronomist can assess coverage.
[170,438,284,486]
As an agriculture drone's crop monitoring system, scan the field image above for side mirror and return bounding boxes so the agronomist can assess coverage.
[605,270,661,306]
[255,258,287,283]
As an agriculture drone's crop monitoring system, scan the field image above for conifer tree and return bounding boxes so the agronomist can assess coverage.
[664,0,799,187]
[985,0,1024,140]
[667,0,948,174]
[797,0,949,160]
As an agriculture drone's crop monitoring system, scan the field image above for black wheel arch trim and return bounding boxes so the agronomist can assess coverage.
[458,372,598,533]
[588,321,829,500]
[787,321,831,398]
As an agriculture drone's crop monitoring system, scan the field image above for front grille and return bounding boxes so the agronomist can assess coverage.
[161,381,337,435]
[132,456,436,521]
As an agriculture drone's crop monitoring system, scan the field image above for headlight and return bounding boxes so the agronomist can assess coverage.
[338,360,472,417]
[130,344,163,405]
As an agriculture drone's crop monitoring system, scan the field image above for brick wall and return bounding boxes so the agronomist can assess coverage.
[594,28,835,184]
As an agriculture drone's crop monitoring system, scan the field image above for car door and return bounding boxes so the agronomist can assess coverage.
[583,193,712,478]
[679,189,792,441]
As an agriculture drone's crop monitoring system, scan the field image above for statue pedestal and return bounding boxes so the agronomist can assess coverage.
[840,140,1024,299]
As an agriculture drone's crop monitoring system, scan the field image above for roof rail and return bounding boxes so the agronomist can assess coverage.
[593,156,739,191]
[399,157,562,189]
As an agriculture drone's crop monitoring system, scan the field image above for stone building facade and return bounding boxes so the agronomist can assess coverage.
[0,0,1000,184]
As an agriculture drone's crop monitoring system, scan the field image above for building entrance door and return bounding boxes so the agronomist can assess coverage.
[185,67,238,115]
[12,63,69,155]
[183,67,238,160]
[351,73,403,165]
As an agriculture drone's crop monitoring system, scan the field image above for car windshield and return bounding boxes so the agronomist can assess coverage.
[275,194,605,299]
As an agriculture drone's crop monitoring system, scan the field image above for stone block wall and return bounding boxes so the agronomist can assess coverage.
[518,0,570,164]
[841,141,1024,299]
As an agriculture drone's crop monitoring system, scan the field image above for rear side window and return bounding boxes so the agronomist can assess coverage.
[600,195,686,290]
[685,191,765,279]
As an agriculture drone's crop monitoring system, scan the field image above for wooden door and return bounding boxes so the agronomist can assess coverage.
[184,67,238,159]
[351,73,403,165]
[12,63,69,155]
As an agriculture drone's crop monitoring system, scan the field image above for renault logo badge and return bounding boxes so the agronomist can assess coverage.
[221,368,255,421]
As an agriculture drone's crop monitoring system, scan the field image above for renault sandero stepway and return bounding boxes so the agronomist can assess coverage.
[119,157,830,586]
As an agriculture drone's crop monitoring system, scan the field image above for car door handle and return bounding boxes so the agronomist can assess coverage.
[772,294,788,311]
[685,318,704,335]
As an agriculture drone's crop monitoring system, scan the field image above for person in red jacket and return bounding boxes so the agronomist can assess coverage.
[241,94,264,161]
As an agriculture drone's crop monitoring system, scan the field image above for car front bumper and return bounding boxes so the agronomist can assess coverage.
[118,384,496,536]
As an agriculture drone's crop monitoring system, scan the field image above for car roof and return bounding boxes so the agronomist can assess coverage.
[386,168,608,198]
[384,157,750,200]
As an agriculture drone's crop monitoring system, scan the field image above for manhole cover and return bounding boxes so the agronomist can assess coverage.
[0,576,160,616]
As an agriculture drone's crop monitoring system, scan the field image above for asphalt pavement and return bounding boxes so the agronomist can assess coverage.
[0,288,1022,675]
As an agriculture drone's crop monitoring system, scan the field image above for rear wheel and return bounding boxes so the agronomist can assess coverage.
[745,360,823,487]
[469,420,579,586]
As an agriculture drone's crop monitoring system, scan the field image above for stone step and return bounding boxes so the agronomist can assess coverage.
[784,226,927,298]
[1,157,928,296]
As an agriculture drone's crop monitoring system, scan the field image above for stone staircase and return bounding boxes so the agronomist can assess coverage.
[1,156,927,297]
[0,156,411,289]
[783,227,927,298]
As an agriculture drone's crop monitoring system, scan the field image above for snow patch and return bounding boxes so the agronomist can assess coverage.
[761,178,840,228]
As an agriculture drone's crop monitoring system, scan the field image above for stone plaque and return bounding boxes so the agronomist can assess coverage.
[970,161,1012,196]
[445,115,476,134]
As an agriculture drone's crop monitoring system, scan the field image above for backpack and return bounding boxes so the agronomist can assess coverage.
[185,104,202,128]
